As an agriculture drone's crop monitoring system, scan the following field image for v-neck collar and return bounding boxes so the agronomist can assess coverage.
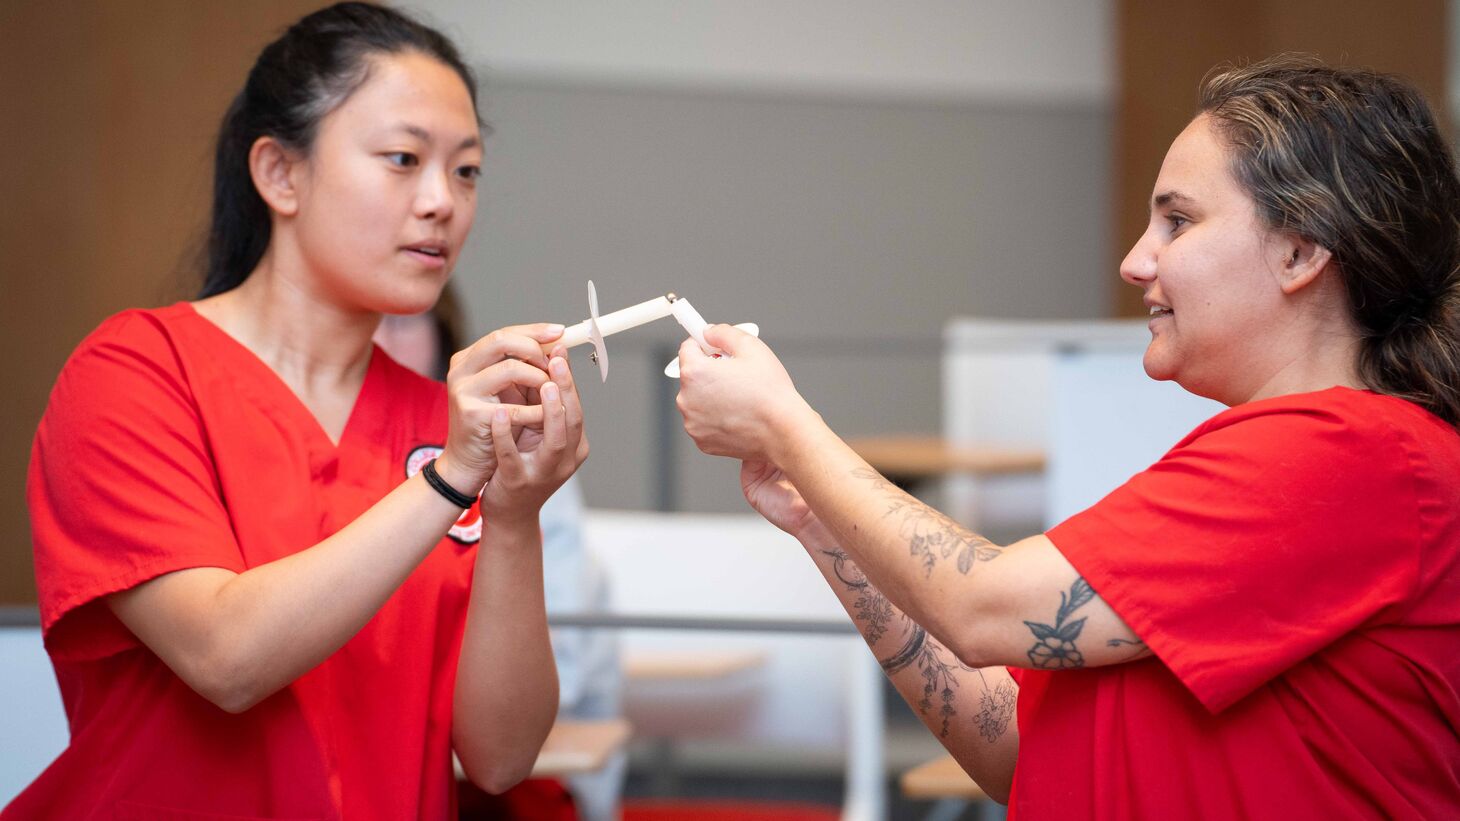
[181,302,383,453]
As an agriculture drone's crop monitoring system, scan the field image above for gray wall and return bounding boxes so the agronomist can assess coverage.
[455,79,1112,511]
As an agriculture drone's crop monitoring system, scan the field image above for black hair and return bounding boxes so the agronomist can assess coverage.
[199,2,478,298]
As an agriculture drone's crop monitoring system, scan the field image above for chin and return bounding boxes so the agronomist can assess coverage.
[380,283,448,317]
[1142,348,1178,383]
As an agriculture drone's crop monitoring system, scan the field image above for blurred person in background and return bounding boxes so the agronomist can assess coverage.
[677,54,1460,818]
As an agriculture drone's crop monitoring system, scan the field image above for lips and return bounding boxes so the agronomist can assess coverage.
[404,241,446,256]
[402,240,449,267]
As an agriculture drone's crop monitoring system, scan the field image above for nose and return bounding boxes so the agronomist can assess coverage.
[413,166,455,222]
[1119,226,1157,288]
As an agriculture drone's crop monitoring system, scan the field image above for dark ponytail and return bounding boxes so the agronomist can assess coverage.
[1198,55,1460,427]
[200,2,478,298]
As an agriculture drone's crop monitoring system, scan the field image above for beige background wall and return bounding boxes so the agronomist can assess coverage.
[0,2,320,605]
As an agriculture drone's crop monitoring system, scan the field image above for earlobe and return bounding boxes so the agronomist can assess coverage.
[248,136,300,217]
[1277,236,1333,295]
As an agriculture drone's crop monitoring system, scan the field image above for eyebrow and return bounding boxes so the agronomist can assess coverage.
[390,123,480,151]
[1152,190,1194,209]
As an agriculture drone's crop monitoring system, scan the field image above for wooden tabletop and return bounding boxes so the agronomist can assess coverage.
[848,435,1045,479]
[623,649,766,681]
[899,754,989,801]
[530,718,633,777]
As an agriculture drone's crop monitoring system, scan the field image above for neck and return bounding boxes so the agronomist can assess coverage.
[193,249,378,391]
[1238,293,1365,404]
[1242,336,1364,404]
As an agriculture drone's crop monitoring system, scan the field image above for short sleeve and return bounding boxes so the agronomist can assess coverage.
[1046,399,1423,713]
[28,313,245,661]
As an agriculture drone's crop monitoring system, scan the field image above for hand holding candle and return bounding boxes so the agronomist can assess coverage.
[675,324,814,465]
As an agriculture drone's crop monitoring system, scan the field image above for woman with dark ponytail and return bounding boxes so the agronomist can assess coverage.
[674,55,1460,816]
[11,4,585,819]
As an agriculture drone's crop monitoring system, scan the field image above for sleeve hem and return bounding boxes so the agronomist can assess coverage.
[1046,520,1236,714]
[42,553,248,659]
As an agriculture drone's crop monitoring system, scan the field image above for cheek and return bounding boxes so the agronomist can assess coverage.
[316,155,404,229]
[450,192,477,243]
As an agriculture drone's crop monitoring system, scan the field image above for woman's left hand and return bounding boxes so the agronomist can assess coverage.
[479,348,589,524]
[676,324,817,463]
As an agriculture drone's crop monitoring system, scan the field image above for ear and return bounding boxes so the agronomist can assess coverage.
[1275,234,1334,296]
[248,136,302,218]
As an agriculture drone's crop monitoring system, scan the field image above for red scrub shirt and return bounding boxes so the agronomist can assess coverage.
[1017,387,1460,819]
[9,304,482,820]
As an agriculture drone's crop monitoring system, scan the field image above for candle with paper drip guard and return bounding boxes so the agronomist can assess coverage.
[556,281,758,381]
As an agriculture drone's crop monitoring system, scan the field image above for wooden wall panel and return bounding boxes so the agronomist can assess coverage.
[0,1,319,605]
[1114,0,1447,317]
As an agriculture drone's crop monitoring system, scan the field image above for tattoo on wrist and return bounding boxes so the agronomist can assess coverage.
[851,468,1001,577]
[822,548,898,643]
[1024,577,1095,669]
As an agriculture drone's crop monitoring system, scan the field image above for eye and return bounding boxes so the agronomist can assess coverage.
[1166,213,1189,232]
[384,152,419,168]
[455,164,481,182]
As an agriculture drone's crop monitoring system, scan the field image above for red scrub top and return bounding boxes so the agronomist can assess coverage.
[1017,387,1460,819]
[8,304,483,820]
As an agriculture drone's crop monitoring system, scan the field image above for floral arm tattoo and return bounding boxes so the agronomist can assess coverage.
[1022,577,1148,669]
[852,468,1002,577]
[821,547,1016,743]
[1024,577,1095,669]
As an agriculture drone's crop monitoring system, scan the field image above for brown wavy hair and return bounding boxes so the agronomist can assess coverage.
[1199,54,1460,426]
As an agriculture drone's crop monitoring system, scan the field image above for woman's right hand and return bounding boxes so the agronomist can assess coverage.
[434,323,565,496]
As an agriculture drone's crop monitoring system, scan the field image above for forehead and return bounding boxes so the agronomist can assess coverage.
[324,51,479,142]
[1151,114,1246,207]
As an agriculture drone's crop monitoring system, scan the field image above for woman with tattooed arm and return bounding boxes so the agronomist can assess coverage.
[676,55,1460,817]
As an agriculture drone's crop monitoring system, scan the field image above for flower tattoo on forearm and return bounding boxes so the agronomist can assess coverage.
[852,468,1002,577]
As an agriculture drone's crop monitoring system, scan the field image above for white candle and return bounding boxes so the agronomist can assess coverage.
[560,294,675,348]
[669,297,715,353]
